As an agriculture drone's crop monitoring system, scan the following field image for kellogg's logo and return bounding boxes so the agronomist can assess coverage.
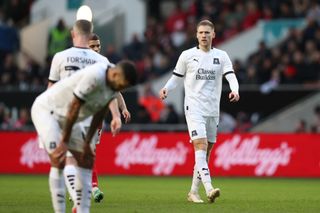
[115,134,189,175]
[20,137,49,168]
[214,135,294,176]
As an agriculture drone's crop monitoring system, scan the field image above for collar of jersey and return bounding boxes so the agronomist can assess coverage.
[73,46,90,49]
[196,45,214,49]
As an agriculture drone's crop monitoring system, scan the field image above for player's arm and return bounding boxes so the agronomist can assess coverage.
[47,81,56,88]
[61,95,83,144]
[47,53,61,88]
[85,104,109,145]
[224,72,240,102]
[159,52,186,100]
[116,92,131,123]
[108,98,122,136]
[159,74,183,100]
[51,96,82,164]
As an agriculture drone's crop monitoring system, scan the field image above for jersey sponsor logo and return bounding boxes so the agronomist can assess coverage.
[191,130,197,137]
[65,66,80,71]
[196,68,215,80]
[213,58,220,64]
[115,134,189,175]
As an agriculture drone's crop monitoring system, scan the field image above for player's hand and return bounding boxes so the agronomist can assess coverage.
[229,91,240,102]
[52,142,68,164]
[82,143,95,168]
[110,117,122,137]
[159,88,168,100]
[122,109,131,123]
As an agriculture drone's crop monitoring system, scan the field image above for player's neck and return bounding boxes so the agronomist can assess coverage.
[198,45,211,52]
[73,37,89,48]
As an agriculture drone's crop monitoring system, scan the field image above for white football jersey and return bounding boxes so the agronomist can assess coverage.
[36,62,116,122]
[48,47,110,126]
[49,47,109,82]
[174,46,234,117]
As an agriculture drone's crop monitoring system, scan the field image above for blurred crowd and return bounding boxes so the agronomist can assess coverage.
[0,0,319,131]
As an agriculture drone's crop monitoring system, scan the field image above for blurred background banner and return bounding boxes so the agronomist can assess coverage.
[1,131,319,177]
[263,19,305,46]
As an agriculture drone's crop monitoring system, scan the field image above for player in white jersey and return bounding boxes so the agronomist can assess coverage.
[48,21,131,208]
[43,19,128,213]
[31,60,137,213]
[159,20,240,203]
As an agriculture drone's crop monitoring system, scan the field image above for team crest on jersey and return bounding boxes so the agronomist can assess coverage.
[49,142,56,150]
[191,130,198,137]
[213,58,220,64]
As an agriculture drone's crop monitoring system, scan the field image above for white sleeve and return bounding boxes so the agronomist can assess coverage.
[73,65,102,101]
[222,51,234,74]
[225,73,239,93]
[164,74,183,92]
[173,51,187,76]
[48,53,62,82]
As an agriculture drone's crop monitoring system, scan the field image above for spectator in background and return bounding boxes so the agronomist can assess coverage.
[218,111,236,133]
[294,119,308,133]
[139,83,164,123]
[104,44,122,64]
[306,0,320,25]
[0,53,19,86]
[135,104,151,124]
[0,9,20,63]
[0,102,12,129]
[47,18,70,59]
[311,105,320,133]
[13,107,32,129]
[234,111,252,132]
[2,0,33,27]
[160,104,179,124]
[122,33,144,61]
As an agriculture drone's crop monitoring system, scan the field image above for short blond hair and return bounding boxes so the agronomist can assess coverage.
[73,20,93,36]
[197,20,214,30]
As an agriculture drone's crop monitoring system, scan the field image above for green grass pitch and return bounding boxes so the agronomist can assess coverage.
[0,175,319,213]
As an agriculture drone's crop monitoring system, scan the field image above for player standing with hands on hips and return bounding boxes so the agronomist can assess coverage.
[159,20,240,203]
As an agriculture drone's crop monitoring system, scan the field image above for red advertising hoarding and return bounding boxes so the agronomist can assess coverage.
[0,132,319,177]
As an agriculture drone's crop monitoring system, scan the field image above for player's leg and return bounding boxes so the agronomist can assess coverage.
[68,126,95,213]
[192,138,214,196]
[63,154,77,202]
[186,113,211,203]
[205,116,220,203]
[92,164,104,202]
[31,103,66,212]
[71,149,94,213]
[91,125,104,203]
[187,164,203,203]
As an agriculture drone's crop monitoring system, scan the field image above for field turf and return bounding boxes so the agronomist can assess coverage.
[0,175,319,213]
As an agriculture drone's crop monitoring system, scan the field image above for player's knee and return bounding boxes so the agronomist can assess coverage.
[49,156,65,169]
[192,138,208,150]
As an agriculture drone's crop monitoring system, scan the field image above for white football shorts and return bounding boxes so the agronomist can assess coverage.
[185,113,219,143]
[31,100,97,154]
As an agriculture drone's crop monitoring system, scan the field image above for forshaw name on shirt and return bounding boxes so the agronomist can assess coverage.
[67,56,97,64]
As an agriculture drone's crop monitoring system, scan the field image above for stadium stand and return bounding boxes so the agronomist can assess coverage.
[0,0,319,132]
